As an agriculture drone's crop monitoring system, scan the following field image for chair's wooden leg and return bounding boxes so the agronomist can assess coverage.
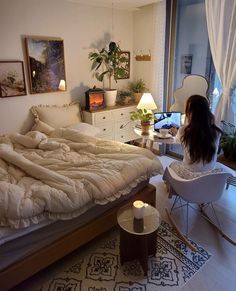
[201,208,236,246]
[165,208,198,252]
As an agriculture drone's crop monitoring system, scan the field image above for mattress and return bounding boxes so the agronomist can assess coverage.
[0,180,149,272]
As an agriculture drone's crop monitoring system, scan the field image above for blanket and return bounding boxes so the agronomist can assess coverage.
[0,128,163,228]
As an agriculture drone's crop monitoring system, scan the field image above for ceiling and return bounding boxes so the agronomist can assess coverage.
[64,0,162,10]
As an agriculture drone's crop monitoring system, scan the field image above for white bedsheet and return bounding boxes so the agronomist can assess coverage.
[0,219,54,246]
[0,128,163,229]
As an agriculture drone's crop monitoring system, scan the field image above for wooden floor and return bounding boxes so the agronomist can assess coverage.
[150,155,236,291]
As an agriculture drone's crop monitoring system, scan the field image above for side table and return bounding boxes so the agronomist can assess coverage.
[117,203,160,276]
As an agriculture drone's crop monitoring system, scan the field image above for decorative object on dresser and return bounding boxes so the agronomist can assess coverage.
[89,42,130,107]
[0,61,27,97]
[116,90,134,105]
[130,93,158,135]
[83,104,140,142]
[25,37,66,94]
[129,78,148,104]
[85,86,105,111]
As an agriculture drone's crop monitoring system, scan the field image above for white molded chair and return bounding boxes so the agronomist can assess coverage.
[170,74,209,113]
[163,166,235,245]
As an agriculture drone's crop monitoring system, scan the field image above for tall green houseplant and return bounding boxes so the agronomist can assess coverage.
[89,42,128,90]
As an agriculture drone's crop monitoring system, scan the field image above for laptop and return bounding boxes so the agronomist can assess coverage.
[154,112,182,132]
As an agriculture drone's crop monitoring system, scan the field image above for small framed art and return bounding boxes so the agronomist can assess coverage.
[117,51,130,79]
[0,61,27,98]
[25,37,66,94]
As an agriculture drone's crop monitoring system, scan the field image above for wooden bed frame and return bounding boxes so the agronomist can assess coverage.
[1,183,156,291]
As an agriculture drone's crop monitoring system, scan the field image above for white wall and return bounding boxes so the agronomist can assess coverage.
[133,5,155,91]
[0,0,133,134]
[133,2,166,110]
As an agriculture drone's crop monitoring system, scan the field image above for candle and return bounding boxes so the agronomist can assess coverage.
[58,79,66,91]
[133,200,144,219]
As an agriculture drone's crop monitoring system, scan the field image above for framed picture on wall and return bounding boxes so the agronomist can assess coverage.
[25,37,66,94]
[117,51,130,79]
[0,61,27,98]
[181,54,193,74]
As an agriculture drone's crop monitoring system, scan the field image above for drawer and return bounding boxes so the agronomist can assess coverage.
[94,111,112,124]
[115,131,130,142]
[113,107,136,120]
[97,123,113,136]
[98,133,114,140]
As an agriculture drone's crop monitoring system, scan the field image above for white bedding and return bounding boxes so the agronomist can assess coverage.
[0,128,163,229]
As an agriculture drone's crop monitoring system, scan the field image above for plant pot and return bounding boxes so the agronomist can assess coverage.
[104,89,117,107]
[141,121,151,135]
[134,93,142,104]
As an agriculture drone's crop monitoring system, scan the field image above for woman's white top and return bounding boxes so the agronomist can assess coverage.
[176,126,221,172]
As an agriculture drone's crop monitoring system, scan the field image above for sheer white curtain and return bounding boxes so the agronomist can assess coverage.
[151,0,166,111]
[205,0,236,125]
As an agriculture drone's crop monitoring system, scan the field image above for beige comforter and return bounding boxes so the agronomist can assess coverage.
[0,128,163,228]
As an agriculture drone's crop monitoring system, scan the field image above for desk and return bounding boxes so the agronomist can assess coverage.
[134,127,179,154]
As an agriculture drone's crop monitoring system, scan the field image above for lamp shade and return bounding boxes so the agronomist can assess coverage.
[137,93,157,110]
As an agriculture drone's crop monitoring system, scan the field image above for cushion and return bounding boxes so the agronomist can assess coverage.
[31,120,55,135]
[169,161,223,180]
[31,102,82,129]
[66,122,101,137]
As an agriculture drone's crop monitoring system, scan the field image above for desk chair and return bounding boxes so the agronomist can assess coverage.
[163,166,236,247]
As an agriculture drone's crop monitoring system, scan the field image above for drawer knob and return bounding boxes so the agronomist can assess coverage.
[121,135,124,138]
[121,113,124,116]
[103,128,106,131]
[102,116,106,119]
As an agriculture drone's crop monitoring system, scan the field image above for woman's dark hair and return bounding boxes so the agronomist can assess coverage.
[181,95,222,164]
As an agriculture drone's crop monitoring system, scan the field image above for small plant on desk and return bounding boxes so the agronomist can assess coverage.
[130,109,154,135]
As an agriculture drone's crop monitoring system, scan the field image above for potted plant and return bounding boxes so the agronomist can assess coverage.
[117,90,134,105]
[219,125,236,162]
[130,108,154,135]
[89,42,129,106]
[129,79,148,104]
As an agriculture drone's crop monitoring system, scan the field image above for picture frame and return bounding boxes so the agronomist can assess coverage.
[0,61,27,98]
[25,37,66,94]
[181,54,193,74]
[117,51,130,79]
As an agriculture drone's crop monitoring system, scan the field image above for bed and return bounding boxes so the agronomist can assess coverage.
[0,102,163,290]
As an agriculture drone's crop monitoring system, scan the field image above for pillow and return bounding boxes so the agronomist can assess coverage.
[66,122,102,137]
[31,102,82,129]
[31,120,55,135]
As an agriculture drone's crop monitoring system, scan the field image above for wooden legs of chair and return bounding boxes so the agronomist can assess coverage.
[168,197,236,247]
[165,208,198,252]
[199,206,236,246]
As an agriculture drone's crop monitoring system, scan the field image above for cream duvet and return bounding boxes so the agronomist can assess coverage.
[0,128,163,228]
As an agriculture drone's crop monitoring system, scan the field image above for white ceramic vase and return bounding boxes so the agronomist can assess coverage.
[104,89,117,107]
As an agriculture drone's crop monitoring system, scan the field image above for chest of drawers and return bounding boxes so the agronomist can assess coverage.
[83,105,140,142]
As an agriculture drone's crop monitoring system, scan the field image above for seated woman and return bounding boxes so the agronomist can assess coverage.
[166,95,232,179]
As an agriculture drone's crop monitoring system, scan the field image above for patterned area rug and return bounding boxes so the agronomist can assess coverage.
[20,220,211,291]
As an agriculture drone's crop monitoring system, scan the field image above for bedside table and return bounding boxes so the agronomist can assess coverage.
[117,203,160,276]
[82,105,139,143]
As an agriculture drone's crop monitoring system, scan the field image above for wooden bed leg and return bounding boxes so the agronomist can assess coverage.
[165,208,198,252]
